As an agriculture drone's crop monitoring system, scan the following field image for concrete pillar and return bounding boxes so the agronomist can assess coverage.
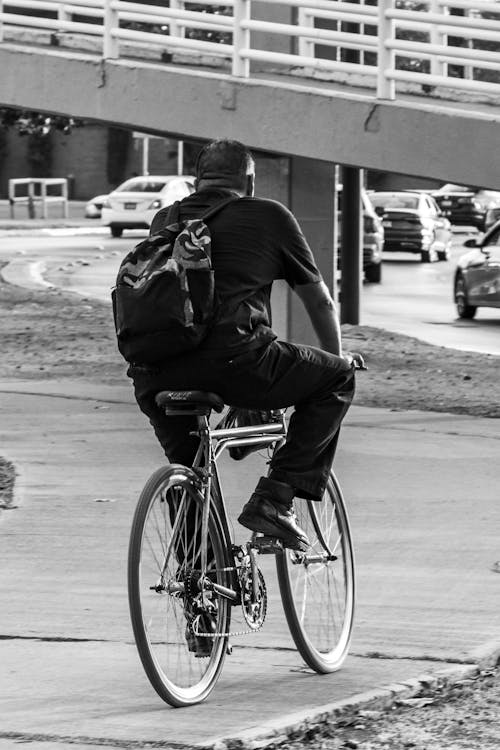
[340,166,362,325]
[287,156,337,346]
[254,153,291,342]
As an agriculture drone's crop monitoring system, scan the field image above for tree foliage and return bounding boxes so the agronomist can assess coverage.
[0,108,82,136]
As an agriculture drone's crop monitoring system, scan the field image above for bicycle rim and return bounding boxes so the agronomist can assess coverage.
[128,465,231,706]
[276,472,355,673]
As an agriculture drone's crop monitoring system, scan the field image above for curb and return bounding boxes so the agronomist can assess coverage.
[0,645,497,750]
[0,225,109,237]
[209,640,500,750]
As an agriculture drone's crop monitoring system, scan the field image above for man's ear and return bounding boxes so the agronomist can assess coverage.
[246,174,255,197]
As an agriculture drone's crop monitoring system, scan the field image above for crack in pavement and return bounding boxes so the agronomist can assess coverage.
[348,419,500,440]
[0,389,131,405]
[352,651,475,665]
[0,635,469,665]
[0,634,109,643]
[0,732,192,749]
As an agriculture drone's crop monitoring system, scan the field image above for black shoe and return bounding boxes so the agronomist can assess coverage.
[238,477,309,552]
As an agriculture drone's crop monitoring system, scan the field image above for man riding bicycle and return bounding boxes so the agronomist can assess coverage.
[128,138,361,554]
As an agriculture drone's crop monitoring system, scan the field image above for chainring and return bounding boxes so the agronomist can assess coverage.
[239,564,267,630]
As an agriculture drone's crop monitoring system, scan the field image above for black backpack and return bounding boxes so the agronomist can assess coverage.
[112,196,236,365]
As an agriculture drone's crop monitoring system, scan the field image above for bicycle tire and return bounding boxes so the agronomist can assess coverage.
[128,464,232,706]
[276,471,355,673]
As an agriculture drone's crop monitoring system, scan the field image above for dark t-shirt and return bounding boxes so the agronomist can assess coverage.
[150,188,322,356]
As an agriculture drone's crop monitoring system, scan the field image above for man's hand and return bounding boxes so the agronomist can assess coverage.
[343,351,367,370]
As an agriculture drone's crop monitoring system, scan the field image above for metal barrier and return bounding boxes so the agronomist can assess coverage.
[8,178,69,219]
[1,0,499,101]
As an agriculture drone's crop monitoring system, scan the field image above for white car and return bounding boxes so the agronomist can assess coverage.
[101,175,195,237]
[85,194,108,218]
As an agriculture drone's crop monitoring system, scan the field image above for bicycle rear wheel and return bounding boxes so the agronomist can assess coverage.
[128,464,231,706]
[276,472,355,673]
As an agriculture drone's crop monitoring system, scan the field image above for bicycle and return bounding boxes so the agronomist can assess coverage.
[128,389,356,707]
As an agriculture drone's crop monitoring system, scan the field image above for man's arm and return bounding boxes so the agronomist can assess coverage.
[294,280,343,357]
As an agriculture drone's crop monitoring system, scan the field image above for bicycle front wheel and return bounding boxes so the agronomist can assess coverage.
[276,472,355,673]
[128,464,231,707]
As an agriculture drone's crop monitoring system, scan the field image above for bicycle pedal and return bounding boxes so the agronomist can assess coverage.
[251,535,284,554]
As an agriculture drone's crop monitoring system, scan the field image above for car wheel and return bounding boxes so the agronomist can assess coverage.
[111,227,123,238]
[365,263,382,283]
[421,244,438,263]
[454,273,477,319]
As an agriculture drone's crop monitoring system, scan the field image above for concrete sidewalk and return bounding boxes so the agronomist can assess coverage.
[0,378,499,749]
[0,200,108,235]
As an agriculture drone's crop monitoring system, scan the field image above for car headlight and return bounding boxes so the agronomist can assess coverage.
[148,199,162,210]
[101,200,111,209]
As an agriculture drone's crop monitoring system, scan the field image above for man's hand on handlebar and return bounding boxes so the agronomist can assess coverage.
[343,351,367,370]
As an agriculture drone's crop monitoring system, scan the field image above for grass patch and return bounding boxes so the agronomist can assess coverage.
[0,272,498,418]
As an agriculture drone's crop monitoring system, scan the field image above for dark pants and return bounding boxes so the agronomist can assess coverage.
[129,340,355,501]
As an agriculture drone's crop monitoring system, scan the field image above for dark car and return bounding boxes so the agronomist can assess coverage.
[337,186,384,283]
[432,184,500,231]
[454,221,500,319]
[369,190,452,263]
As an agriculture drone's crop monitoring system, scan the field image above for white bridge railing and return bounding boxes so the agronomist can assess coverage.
[1,0,499,100]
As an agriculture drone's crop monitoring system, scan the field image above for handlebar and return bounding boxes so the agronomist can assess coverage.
[344,351,368,371]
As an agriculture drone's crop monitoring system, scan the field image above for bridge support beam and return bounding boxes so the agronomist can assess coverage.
[340,166,362,325]
[287,156,337,345]
[1,44,499,190]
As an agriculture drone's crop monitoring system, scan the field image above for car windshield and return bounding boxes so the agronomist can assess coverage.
[115,179,169,193]
[439,184,472,192]
[370,193,419,210]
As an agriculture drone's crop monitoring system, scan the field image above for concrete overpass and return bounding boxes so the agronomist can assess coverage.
[1,0,500,333]
[2,36,500,187]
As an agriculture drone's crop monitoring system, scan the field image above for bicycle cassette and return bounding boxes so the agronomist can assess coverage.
[239,564,267,630]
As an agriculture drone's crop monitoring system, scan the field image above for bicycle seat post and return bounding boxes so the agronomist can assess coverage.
[197,410,213,584]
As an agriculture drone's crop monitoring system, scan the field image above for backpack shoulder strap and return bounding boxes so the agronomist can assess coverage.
[199,196,239,222]
[150,200,181,237]
[164,200,182,225]
[155,196,238,235]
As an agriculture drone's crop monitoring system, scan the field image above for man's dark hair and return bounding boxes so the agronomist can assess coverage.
[195,139,254,189]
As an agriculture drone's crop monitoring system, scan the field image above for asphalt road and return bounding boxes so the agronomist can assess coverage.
[362,233,500,355]
[1,227,500,355]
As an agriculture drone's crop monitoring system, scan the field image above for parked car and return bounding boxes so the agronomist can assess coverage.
[432,184,500,231]
[454,220,500,319]
[369,190,452,263]
[101,175,195,237]
[484,205,500,232]
[85,193,108,219]
[338,186,384,283]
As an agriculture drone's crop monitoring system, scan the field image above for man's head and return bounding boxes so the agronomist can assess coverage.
[195,139,255,196]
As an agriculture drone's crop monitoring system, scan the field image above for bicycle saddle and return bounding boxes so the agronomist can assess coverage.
[156,390,225,414]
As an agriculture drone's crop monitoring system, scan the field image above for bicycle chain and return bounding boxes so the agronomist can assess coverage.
[192,617,264,638]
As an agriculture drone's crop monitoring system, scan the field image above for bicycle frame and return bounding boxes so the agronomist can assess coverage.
[188,408,287,596]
